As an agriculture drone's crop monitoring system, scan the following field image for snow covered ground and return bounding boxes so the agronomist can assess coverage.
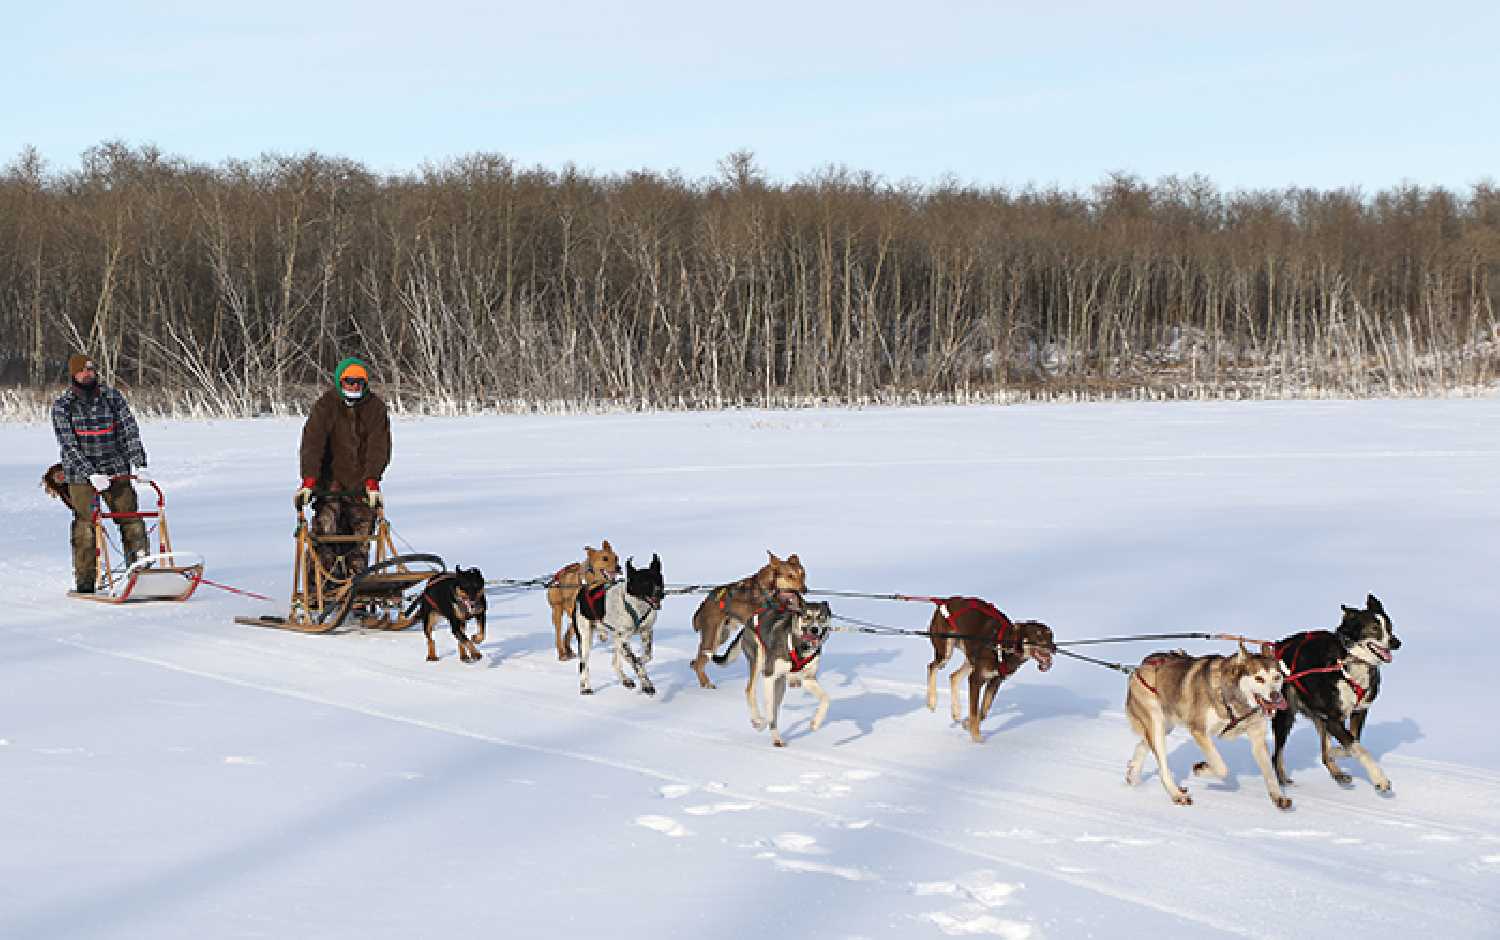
[1,400,1497,939]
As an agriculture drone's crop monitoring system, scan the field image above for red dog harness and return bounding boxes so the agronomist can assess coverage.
[935,597,1021,678]
[748,593,818,673]
[1277,631,1367,706]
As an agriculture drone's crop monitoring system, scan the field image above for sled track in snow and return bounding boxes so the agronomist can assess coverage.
[40,605,1500,938]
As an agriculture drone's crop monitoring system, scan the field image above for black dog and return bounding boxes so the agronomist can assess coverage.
[406,567,488,663]
[1271,594,1400,793]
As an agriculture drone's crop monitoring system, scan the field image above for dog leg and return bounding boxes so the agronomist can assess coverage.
[1331,709,1369,759]
[611,630,635,689]
[471,611,486,647]
[619,634,654,695]
[744,641,767,731]
[451,618,475,663]
[1126,740,1151,786]
[422,609,438,662]
[1271,700,1296,786]
[926,644,952,713]
[1324,718,1390,792]
[1147,716,1190,805]
[1189,731,1230,779]
[769,676,788,747]
[578,618,595,695]
[551,597,574,661]
[1314,716,1353,786]
[802,673,831,732]
[1249,726,1293,810]
[949,661,971,724]
[970,675,1001,744]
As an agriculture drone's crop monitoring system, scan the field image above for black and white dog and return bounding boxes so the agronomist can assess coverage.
[713,599,833,747]
[578,555,664,696]
[1272,594,1401,793]
[406,566,488,663]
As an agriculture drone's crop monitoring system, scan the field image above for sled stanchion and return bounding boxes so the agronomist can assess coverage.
[235,506,443,633]
[69,475,205,604]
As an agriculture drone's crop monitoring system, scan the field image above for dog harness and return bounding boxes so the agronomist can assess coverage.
[577,582,609,622]
[935,597,1022,677]
[748,593,818,673]
[1276,631,1367,706]
[1131,651,1187,696]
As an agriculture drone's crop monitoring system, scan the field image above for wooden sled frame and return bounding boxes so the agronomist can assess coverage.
[235,506,444,633]
[69,475,205,604]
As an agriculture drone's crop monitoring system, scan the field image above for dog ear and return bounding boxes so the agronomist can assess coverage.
[767,550,783,565]
[1235,640,1250,659]
[1366,593,1384,614]
[584,545,596,555]
[1340,604,1356,615]
[787,553,801,566]
[625,556,636,573]
[602,539,613,552]
[650,553,661,571]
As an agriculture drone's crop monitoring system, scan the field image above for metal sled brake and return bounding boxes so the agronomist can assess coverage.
[234,506,443,633]
[68,476,205,604]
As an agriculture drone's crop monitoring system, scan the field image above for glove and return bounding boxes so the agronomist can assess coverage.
[294,477,314,511]
[133,467,151,483]
[365,478,383,509]
[88,473,111,492]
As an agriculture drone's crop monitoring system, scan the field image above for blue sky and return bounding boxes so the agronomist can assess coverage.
[5,1,1496,192]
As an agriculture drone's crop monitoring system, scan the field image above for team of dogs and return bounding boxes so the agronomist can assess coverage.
[390,539,1404,810]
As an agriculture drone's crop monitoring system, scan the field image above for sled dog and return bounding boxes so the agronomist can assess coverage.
[1271,594,1400,793]
[546,541,620,661]
[1125,643,1291,809]
[407,567,488,663]
[923,597,1054,743]
[690,551,807,689]
[714,600,833,747]
[578,555,664,696]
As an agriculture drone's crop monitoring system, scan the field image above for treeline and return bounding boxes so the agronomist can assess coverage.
[1,142,1497,416]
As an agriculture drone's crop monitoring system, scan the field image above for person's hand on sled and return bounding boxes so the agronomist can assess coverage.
[364,478,383,509]
[293,479,313,511]
[88,473,111,492]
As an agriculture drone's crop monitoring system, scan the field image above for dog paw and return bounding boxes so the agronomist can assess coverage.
[1333,773,1353,787]
[1374,778,1392,793]
[425,655,438,662]
[580,687,594,696]
[622,678,636,689]
[1272,796,1293,811]
[1192,761,1210,776]
[642,684,657,697]
[1172,791,1193,806]
[772,737,786,748]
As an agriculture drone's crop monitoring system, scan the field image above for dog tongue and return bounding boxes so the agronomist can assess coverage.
[1373,645,1392,663]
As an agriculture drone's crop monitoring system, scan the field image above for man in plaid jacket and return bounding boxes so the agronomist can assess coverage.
[51,354,151,593]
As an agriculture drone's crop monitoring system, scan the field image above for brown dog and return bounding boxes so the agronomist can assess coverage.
[690,551,807,689]
[924,597,1055,743]
[545,541,621,660]
[42,463,74,509]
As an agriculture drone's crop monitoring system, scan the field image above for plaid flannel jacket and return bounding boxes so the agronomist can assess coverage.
[51,385,148,483]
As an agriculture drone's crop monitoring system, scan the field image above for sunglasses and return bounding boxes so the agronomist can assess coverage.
[341,377,367,388]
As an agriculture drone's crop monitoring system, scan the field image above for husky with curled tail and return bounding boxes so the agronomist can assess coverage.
[714,600,832,747]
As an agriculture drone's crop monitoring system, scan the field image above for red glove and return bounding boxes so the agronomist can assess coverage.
[365,478,382,508]
[294,477,314,510]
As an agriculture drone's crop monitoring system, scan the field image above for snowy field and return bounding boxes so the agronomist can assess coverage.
[1,400,1498,939]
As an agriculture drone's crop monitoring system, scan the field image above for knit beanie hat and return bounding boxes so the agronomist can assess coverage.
[333,357,370,388]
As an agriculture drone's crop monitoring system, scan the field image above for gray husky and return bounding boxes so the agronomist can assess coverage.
[713,600,833,747]
[1125,643,1292,809]
[578,555,664,696]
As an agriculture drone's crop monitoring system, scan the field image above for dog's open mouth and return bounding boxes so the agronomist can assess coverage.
[1366,641,1392,663]
[1031,647,1054,672]
[453,595,474,619]
[1255,692,1288,715]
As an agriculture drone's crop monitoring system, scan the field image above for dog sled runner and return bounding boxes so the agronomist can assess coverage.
[234,506,443,633]
[68,475,205,604]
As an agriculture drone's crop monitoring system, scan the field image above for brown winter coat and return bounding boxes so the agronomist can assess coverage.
[299,390,392,493]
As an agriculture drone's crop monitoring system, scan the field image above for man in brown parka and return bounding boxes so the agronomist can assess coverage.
[296,357,391,579]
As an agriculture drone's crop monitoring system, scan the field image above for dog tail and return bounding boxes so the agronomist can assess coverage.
[712,628,746,667]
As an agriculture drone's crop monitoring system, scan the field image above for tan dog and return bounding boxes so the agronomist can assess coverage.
[41,463,74,509]
[545,541,620,661]
[690,551,807,689]
[1125,643,1292,809]
[923,597,1055,743]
